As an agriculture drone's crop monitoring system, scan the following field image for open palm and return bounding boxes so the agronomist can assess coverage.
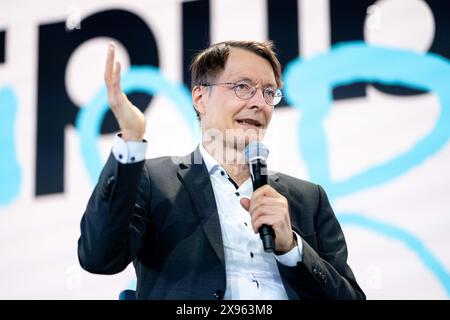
[104,42,146,141]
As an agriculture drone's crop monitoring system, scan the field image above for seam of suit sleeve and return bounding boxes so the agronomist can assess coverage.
[105,156,121,218]
[143,161,151,209]
[313,184,322,233]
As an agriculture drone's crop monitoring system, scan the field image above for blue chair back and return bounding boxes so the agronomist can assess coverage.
[119,289,136,300]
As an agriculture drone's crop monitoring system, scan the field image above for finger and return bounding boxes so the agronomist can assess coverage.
[252,216,277,234]
[249,197,285,216]
[240,197,251,211]
[105,42,115,88]
[113,61,122,91]
[251,187,273,204]
[253,185,280,198]
[250,204,284,225]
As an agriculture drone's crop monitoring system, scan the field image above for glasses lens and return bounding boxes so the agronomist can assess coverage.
[264,88,282,106]
[234,81,254,99]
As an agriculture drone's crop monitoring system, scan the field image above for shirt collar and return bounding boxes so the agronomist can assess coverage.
[199,144,254,191]
[199,143,224,176]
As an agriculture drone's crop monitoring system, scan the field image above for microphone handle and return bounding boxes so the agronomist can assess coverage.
[250,160,268,188]
[251,160,275,253]
[260,225,276,253]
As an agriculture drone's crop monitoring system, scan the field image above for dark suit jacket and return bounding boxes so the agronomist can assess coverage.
[78,147,365,300]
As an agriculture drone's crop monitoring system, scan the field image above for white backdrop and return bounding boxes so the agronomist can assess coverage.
[0,0,449,299]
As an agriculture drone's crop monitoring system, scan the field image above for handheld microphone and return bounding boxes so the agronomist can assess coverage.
[245,142,275,253]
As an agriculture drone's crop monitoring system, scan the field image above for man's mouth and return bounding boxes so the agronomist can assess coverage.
[236,119,263,127]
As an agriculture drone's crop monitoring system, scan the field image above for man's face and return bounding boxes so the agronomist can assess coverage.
[193,48,277,150]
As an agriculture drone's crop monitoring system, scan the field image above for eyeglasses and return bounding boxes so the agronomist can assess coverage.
[201,80,283,106]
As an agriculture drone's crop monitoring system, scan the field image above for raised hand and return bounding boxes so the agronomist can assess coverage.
[104,42,146,141]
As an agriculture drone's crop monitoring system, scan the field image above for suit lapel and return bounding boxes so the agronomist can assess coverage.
[269,173,287,196]
[269,173,307,239]
[176,147,225,267]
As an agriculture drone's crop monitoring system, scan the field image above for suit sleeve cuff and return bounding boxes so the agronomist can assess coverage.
[112,133,148,164]
[274,231,303,267]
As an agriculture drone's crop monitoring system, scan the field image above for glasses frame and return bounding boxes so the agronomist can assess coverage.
[201,80,283,106]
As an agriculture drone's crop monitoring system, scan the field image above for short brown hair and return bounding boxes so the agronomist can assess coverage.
[190,40,282,119]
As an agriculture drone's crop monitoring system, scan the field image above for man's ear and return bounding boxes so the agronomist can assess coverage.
[192,86,206,116]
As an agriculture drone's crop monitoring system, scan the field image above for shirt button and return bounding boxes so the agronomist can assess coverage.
[250,252,254,258]
[130,156,135,162]
[118,154,123,159]
[235,192,240,196]
[244,222,248,226]
[213,290,224,300]
[220,171,225,176]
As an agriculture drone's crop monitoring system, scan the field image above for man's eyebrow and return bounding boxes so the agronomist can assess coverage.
[232,76,277,88]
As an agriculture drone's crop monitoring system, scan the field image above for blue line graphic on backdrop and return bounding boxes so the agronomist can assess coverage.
[284,41,450,296]
[76,66,197,183]
[285,41,450,198]
[0,87,21,206]
[339,213,450,295]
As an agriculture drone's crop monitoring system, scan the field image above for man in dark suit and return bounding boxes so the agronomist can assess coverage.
[78,40,365,300]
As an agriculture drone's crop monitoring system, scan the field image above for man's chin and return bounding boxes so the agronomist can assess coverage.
[225,129,266,150]
[202,127,266,150]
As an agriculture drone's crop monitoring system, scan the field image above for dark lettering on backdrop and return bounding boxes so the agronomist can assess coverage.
[329,0,450,100]
[182,0,210,88]
[31,1,450,197]
[0,30,5,63]
[36,9,159,196]
[267,0,299,108]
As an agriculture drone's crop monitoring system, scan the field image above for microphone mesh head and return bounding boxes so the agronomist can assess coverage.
[245,142,269,163]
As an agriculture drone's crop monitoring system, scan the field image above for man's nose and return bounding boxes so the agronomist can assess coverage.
[248,87,267,109]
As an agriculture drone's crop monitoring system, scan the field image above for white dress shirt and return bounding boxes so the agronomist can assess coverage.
[112,135,303,299]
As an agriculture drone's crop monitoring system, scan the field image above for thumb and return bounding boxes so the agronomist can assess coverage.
[240,197,251,211]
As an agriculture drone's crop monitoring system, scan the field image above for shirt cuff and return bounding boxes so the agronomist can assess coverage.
[274,231,303,267]
[112,133,148,164]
